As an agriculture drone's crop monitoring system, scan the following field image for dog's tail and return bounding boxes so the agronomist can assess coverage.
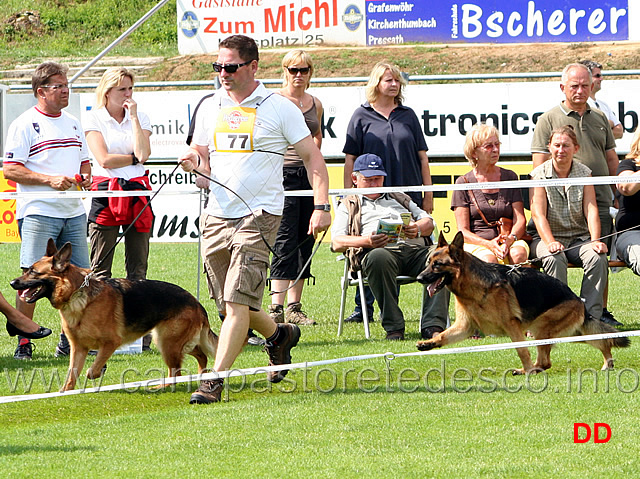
[582,314,630,349]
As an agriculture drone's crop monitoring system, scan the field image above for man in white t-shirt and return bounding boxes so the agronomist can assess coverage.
[579,59,623,140]
[179,35,331,405]
[3,61,91,360]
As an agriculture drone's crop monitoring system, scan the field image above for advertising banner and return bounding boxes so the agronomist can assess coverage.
[91,80,639,159]
[177,0,366,54]
[365,0,629,45]
[177,0,630,49]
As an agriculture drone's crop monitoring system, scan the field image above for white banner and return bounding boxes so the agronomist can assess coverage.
[78,80,640,159]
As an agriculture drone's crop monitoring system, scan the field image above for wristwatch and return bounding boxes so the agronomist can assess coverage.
[510,234,518,241]
[131,154,140,165]
[314,204,331,212]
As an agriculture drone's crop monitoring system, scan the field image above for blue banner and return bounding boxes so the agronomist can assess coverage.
[365,0,629,45]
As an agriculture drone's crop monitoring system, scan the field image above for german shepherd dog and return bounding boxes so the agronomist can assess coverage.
[11,239,218,391]
[416,232,630,374]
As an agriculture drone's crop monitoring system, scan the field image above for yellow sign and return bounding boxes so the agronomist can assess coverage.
[0,171,19,243]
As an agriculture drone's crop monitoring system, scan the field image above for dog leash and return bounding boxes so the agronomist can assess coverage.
[510,224,640,270]
[86,163,181,282]
[189,168,328,295]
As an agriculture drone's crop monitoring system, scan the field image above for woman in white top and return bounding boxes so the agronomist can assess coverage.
[84,67,153,282]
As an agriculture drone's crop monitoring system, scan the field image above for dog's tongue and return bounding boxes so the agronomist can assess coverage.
[426,278,442,297]
[18,288,36,300]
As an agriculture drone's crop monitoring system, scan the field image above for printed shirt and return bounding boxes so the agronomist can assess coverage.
[3,106,89,219]
[192,82,310,218]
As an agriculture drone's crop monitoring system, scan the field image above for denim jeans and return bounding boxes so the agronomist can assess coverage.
[18,214,90,269]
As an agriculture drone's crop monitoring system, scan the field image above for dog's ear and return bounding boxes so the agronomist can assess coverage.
[451,231,465,249]
[437,231,448,248]
[45,238,58,257]
[52,242,73,272]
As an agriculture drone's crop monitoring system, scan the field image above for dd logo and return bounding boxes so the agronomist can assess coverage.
[573,423,611,443]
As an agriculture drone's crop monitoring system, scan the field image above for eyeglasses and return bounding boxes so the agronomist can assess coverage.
[287,67,310,75]
[592,73,603,78]
[41,83,69,91]
[212,60,252,73]
[479,142,501,150]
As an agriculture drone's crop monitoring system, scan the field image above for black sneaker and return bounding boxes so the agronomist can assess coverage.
[344,310,375,323]
[14,338,33,360]
[54,333,70,357]
[421,326,444,340]
[189,378,224,404]
[264,323,301,383]
[600,308,623,327]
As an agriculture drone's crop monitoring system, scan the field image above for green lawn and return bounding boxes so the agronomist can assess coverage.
[1,242,639,478]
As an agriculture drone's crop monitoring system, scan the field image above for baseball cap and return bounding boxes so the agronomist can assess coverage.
[353,153,387,177]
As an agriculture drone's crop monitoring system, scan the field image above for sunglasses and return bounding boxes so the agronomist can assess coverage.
[212,60,252,73]
[41,83,69,91]
[592,73,603,78]
[287,67,311,75]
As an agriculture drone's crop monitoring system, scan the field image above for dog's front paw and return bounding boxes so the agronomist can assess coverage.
[416,340,436,351]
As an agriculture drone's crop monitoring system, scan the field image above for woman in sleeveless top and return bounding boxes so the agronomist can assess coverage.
[268,50,324,326]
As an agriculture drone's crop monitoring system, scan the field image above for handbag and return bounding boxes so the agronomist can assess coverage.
[462,177,513,239]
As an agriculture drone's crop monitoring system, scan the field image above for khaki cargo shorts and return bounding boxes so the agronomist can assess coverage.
[200,211,281,313]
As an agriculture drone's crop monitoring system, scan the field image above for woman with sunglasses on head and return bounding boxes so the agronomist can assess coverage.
[452,123,529,265]
[83,67,154,348]
[268,50,324,326]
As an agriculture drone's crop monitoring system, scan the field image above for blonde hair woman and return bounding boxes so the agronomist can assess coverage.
[452,123,529,264]
[84,66,154,309]
[341,61,434,324]
[268,50,324,326]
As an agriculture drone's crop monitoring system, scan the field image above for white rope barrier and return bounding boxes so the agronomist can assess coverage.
[1,174,639,200]
[1,329,637,404]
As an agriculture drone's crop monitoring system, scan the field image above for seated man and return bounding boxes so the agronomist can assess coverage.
[331,153,449,341]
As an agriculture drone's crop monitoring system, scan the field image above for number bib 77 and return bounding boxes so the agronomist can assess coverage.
[214,106,256,153]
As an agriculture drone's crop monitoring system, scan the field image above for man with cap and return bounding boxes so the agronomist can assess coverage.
[331,154,449,340]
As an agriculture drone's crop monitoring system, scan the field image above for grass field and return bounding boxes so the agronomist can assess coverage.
[1,241,639,478]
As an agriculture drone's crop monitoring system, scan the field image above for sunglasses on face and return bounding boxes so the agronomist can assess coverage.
[287,67,311,75]
[41,83,69,91]
[592,73,603,78]
[212,60,252,73]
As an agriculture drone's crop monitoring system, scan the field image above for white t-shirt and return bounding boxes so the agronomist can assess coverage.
[588,97,621,128]
[83,107,152,180]
[192,82,310,218]
[4,106,89,219]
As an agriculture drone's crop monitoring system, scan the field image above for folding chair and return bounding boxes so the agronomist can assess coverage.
[337,253,424,338]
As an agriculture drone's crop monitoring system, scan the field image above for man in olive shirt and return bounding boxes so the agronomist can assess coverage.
[531,62,620,326]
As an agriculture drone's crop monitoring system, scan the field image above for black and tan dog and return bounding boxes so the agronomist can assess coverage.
[11,239,218,391]
[416,232,629,374]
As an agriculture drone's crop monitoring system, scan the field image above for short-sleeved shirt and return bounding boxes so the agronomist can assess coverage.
[588,97,621,128]
[529,160,592,246]
[531,102,616,209]
[615,159,640,231]
[331,193,431,244]
[3,106,89,220]
[343,102,427,205]
[83,106,152,180]
[191,82,311,218]
[450,168,523,240]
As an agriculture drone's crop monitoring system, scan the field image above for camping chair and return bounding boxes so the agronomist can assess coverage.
[337,253,426,338]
